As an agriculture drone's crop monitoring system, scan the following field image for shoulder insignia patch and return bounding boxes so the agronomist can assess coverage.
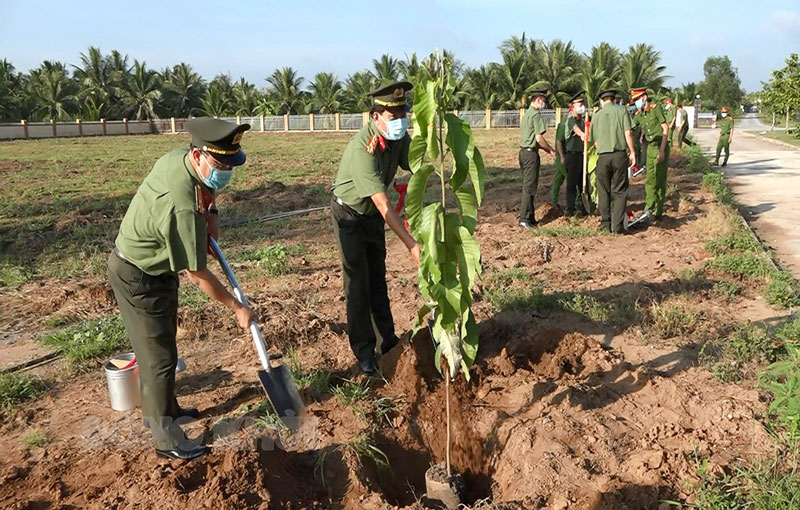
[365,134,386,155]
[195,184,205,214]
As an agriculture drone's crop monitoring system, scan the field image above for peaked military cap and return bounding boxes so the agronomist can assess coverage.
[569,91,586,104]
[664,97,674,104]
[720,106,730,113]
[187,117,250,166]
[629,87,647,102]
[598,88,617,100]
[371,81,413,109]
[529,87,549,99]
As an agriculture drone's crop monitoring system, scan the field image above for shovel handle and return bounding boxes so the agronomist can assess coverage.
[209,237,272,373]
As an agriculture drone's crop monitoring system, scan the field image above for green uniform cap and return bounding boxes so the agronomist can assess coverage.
[370,81,413,109]
[598,88,617,100]
[529,87,549,99]
[569,91,586,104]
[187,117,250,166]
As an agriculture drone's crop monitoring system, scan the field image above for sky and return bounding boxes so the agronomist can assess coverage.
[1,0,798,93]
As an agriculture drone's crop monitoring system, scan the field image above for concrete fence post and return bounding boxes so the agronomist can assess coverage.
[485,109,491,130]
[520,108,525,122]
[77,119,83,137]
[236,115,241,125]
[260,115,265,132]
[362,112,369,127]
[123,118,129,134]
[555,107,562,125]
[335,113,341,131]
[309,113,315,132]
[170,117,176,134]
[21,119,28,139]
[51,119,57,137]
[283,114,289,132]
[101,118,107,136]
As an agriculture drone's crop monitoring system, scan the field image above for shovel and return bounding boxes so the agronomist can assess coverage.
[209,237,305,431]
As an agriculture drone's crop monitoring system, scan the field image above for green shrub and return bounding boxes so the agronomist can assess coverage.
[702,171,734,204]
[760,342,800,441]
[700,323,781,382]
[712,280,742,299]
[683,145,712,174]
[241,243,290,276]
[40,316,128,370]
[646,302,700,339]
[765,271,800,309]
[22,429,52,450]
[558,294,610,322]
[775,315,800,343]
[0,373,43,412]
[705,232,760,256]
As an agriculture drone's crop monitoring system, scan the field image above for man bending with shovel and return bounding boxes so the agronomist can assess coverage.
[108,118,257,461]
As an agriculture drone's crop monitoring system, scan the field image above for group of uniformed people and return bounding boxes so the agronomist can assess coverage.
[110,77,734,462]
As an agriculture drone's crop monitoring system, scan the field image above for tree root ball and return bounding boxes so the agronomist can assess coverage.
[424,462,464,509]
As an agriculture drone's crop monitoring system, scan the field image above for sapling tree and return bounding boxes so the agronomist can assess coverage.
[405,51,486,381]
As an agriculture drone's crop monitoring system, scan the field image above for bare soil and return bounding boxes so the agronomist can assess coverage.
[0,147,780,509]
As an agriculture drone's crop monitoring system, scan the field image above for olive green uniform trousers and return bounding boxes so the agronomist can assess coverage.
[645,141,670,218]
[550,154,566,206]
[519,148,541,223]
[596,150,629,233]
[108,250,185,450]
[715,134,731,165]
[331,198,398,365]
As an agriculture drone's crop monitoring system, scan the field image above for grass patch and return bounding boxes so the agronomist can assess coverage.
[331,378,371,407]
[294,369,333,401]
[683,144,713,174]
[758,129,800,148]
[558,293,610,322]
[483,267,554,312]
[536,220,598,238]
[700,323,782,383]
[764,270,800,309]
[712,280,742,300]
[0,373,43,412]
[645,302,701,340]
[705,252,773,279]
[39,316,128,371]
[178,283,209,311]
[241,243,290,276]
[22,429,53,450]
[705,232,760,255]
[702,171,734,205]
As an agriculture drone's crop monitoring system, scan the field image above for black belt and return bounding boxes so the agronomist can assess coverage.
[520,146,538,151]
[113,247,142,271]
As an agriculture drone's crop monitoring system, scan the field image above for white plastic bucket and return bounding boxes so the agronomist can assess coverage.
[104,352,141,411]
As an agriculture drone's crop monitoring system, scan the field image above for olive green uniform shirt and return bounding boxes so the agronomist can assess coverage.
[664,107,676,128]
[332,120,410,216]
[520,107,546,148]
[555,119,566,147]
[640,103,668,143]
[589,102,632,154]
[565,116,585,153]
[115,149,208,275]
[718,116,734,136]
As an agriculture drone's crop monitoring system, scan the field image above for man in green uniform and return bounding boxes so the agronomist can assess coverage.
[519,88,557,228]
[564,91,588,216]
[714,107,734,166]
[675,104,690,148]
[664,98,676,144]
[630,103,646,170]
[589,89,636,233]
[549,113,567,209]
[330,81,420,375]
[108,118,257,461]
[631,87,670,221]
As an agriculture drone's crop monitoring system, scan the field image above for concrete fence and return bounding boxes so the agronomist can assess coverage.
[1,107,702,140]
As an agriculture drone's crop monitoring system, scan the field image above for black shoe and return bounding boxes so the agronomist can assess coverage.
[359,355,377,375]
[597,226,611,234]
[380,336,399,355]
[564,210,575,217]
[156,445,210,461]
[519,220,539,228]
[143,407,200,428]
[721,162,727,167]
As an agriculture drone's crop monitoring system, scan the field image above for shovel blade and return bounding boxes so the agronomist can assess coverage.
[257,366,305,431]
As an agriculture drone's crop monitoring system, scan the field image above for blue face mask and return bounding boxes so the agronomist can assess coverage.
[201,155,234,189]
[381,117,408,141]
[635,98,645,110]
[721,112,728,118]
[628,105,637,113]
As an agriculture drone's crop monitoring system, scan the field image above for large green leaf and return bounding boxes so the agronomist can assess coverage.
[459,309,479,380]
[444,114,475,192]
[433,310,462,379]
[456,224,482,293]
[408,135,428,173]
[406,164,434,228]
[453,186,478,234]
[471,148,486,205]
[412,78,437,137]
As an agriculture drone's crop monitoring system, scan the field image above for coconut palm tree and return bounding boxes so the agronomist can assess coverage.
[372,54,400,84]
[530,39,582,107]
[27,61,78,120]
[343,71,377,112]
[0,59,22,121]
[307,72,343,113]
[618,44,670,96]
[199,82,230,117]
[162,63,206,117]
[266,67,304,114]
[399,53,422,81]
[463,65,499,110]
[73,46,111,114]
[117,60,161,119]
[674,82,698,106]
[231,78,260,115]
[580,43,621,107]
[210,74,235,112]
[495,51,528,109]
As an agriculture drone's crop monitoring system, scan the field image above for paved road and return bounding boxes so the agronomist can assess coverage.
[691,114,800,275]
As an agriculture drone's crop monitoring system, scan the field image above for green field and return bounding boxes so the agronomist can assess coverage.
[0,130,520,286]
[758,129,800,148]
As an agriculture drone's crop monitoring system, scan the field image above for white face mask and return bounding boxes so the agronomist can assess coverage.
[665,104,671,110]
[574,104,586,116]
